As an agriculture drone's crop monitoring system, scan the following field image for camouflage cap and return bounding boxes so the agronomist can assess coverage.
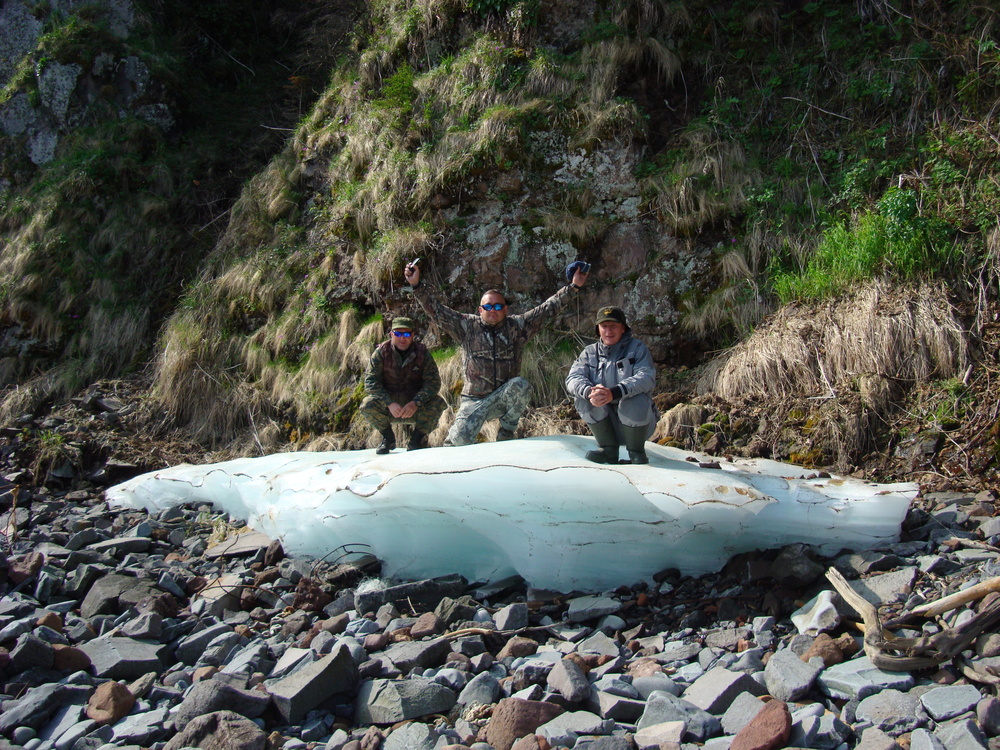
[391,316,416,331]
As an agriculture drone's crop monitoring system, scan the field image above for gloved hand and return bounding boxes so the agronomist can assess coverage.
[565,260,591,282]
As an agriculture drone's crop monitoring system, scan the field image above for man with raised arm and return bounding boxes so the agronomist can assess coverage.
[404,261,589,446]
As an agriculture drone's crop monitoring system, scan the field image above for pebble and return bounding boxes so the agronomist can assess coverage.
[3,448,1000,750]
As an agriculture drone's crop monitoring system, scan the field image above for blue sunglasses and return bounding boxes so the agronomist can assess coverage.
[392,331,413,337]
[481,303,506,311]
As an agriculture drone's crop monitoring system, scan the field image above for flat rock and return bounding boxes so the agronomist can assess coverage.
[817,655,915,700]
[855,688,926,736]
[162,710,267,750]
[205,530,275,558]
[269,647,358,723]
[78,635,167,680]
[354,677,457,724]
[79,574,164,619]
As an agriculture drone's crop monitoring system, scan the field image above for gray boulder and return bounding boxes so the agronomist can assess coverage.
[355,678,457,724]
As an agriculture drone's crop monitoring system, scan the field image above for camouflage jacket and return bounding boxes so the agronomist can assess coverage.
[363,340,441,406]
[413,283,579,398]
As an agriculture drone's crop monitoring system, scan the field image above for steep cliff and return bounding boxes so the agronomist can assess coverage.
[1,0,998,484]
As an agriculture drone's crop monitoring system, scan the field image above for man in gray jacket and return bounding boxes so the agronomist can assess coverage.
[565,306,659,464]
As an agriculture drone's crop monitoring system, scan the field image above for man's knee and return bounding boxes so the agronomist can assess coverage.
[505,377,531,397]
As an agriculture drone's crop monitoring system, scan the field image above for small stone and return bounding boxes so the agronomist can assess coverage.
[919,683,982,721]
[52,644,92,673]
[546,657,591,703]
[790,590,840,635]
[410,612,445,639]
[494,602,529,631]
[8,552,44,584]
[87,681,136,725]
[800,632,844,666]
[497,636,539,660]
[482,698,564,750]
[976,695,1000,736]
[729,699,791,750]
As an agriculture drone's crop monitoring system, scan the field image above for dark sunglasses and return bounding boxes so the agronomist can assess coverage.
[480,303,506,311]
[392,331,413,337]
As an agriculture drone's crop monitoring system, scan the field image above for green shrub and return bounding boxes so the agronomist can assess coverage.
[773,188,956,302]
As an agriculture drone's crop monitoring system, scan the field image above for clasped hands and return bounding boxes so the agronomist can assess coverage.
[389,401,418,419]
[588,385,614,407]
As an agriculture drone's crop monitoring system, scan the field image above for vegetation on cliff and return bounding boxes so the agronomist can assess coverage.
[1,0,998,485]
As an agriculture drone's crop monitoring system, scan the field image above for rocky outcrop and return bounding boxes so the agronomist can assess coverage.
[0,0,172,167]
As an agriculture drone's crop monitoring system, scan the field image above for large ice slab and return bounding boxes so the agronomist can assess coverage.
[106,435,916,592]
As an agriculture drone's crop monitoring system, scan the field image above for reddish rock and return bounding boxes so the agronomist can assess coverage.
[729,699,791,750]
[510,737,543,750]
[410,612,445,639]
[445,652,472,668]
[627,658,664,677]
[364,632,391,651]
[52,644,92,673]
[264,539,285,567]
[321,614,350,634]
[483,698,564,750]
[292,577,332,612]
[801,633,844,667]
[163,710,266,750]
[8,552,44,584]
[497,636,539,660]
[36,612,64,631]
[137,592,180,618]
[253,568,281,587]
[595,223,650,280]
[360,725,384,750]
[193,666,219,682]
[390,628,413,643]
[87,680,136,725]
[835,633,861,658]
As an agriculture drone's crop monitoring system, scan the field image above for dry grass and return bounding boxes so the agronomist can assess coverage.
[153,316,268,446]
[681,247,773,339]
[652,403,708,447]
[645,122,756,235]
[614,0,693,37]
[521,331,584,407]
[698,280,968,400]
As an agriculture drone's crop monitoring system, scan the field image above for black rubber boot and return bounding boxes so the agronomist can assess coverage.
[622,424,649,464]
[375,430,396,455]
[407,429,427,451]
[585,418,620,464]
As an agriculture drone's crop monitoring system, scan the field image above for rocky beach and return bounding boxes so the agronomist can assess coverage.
[3,399,1000,750]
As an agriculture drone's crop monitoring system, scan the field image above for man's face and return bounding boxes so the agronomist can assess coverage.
[479,293,508,326]
[391,329,414,351]
[598,321,625,346]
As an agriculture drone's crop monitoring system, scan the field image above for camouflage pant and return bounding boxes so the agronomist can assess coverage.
[359,395,447,435]
[446,377,531,446]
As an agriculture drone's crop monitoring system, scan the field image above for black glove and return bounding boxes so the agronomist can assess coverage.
[565,261,591,283]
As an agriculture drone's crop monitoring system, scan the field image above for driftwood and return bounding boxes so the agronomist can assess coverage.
[825,567,1000,673]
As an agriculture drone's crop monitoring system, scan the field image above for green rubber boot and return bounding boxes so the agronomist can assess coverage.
[585,418,620,464]
[622,424,650,464]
